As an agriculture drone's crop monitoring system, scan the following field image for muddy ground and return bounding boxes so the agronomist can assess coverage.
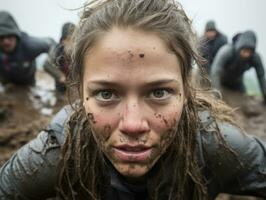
[0,70,65,165]
[0,70,265,200]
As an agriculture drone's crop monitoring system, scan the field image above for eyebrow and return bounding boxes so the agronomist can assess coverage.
[86,79,180,87]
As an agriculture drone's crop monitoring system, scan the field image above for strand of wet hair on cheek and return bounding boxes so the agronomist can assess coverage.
[57,108,107,200]
[147,95,207,200]
[75,115,97,199]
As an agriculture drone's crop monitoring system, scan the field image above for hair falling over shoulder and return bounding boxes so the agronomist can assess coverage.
[57,0,236,199]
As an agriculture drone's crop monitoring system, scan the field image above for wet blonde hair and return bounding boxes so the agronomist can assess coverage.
[58,0,235,199]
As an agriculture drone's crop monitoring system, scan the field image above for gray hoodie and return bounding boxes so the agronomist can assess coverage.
[211,31,266,102]
[0,11,55,85]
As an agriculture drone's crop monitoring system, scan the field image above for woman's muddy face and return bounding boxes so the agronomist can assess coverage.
[83,27,185,180]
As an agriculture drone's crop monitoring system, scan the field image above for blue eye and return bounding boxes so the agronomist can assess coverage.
[150,88,172,100]
[100,91,112,99]
[94,90,118,101]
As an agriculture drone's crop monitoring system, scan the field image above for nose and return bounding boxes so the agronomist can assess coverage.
[118,100,150,136]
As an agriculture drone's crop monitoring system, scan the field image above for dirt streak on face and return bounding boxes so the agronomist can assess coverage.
[82,27,186,180]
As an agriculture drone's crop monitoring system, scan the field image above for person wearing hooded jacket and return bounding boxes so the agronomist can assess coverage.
[43,22,75,93]
[0,11,55,85]
[211,30,266,104]
[200,20,228,74]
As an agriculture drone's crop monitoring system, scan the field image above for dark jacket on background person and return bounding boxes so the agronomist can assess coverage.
[200,22,227,74]
[211,31,266,102]
[43,44,70,92]
[0,11,54,85]
[0,106,266,200]
[43,22,74,92]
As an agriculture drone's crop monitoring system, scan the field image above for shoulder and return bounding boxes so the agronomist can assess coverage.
[198,110,266,175]
[214,44,234,61]
[196,111,266,196]
[197,111,254,157]
[218,44,233,53]
[252,52,263,63]
[216,32,227,43]
[47,105,74,145]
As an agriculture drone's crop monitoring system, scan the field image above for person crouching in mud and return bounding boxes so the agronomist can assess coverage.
[0,0,266,200]
[211,30,266,104]
[0,11,54,86]
[43,22,75,94]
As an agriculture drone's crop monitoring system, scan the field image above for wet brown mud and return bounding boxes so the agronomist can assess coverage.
[0,70,66,166]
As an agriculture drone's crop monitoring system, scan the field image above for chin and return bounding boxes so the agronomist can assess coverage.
[114,163,151,178]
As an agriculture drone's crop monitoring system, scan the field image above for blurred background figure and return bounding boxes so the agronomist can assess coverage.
[200,20,227,74]
[43,22,75,94]
[0,11,55,86]
[211,30,266,104]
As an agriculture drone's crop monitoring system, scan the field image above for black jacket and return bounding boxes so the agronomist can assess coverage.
[201,32,227,74]
[211,31,266,102]
[0,11,55,85]
[0,106,266,199]
[43,43,70,92]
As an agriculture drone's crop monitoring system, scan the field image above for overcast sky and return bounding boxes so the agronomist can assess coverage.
[1,0,265,63]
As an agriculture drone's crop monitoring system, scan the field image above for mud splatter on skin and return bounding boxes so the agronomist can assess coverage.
[118,133,149,145]
[127,50,134,59]
[153,112,178,154]
[160,127,176,147]
[139,53,145,58]
[119,133,129,143]
[137,135,149,145]
[101,124,112,141]
[112,49,136,66]
[162,117,169,126]
[154,113,162,119]
[177,93,182,100]
[87,112,97,124]
[91,124,112,153]
[154,113,172,128]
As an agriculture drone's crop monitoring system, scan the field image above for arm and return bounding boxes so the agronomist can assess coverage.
[200,119,266,198]
[24,33,56,59]
[43,48,65,81]
[0,106,71,200]
[252,53,266,103]
[215,34,227,52]
[210,45,233,89]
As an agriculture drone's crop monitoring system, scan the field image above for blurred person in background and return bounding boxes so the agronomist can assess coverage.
[200,20,227,74]
[0,11,55,86]
[211,30,266,104]
[43,22,75,94]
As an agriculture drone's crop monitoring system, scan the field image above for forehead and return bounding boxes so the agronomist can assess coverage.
[0,35,16,40]
[83,27,182,82]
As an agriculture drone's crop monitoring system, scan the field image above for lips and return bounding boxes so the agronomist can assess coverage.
[113,145,152,162]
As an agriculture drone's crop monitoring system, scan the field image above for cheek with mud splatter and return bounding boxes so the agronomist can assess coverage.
[85,112,112,148]
[153,113,179,154]
[87,112,97,124]
[91,123,112,151]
